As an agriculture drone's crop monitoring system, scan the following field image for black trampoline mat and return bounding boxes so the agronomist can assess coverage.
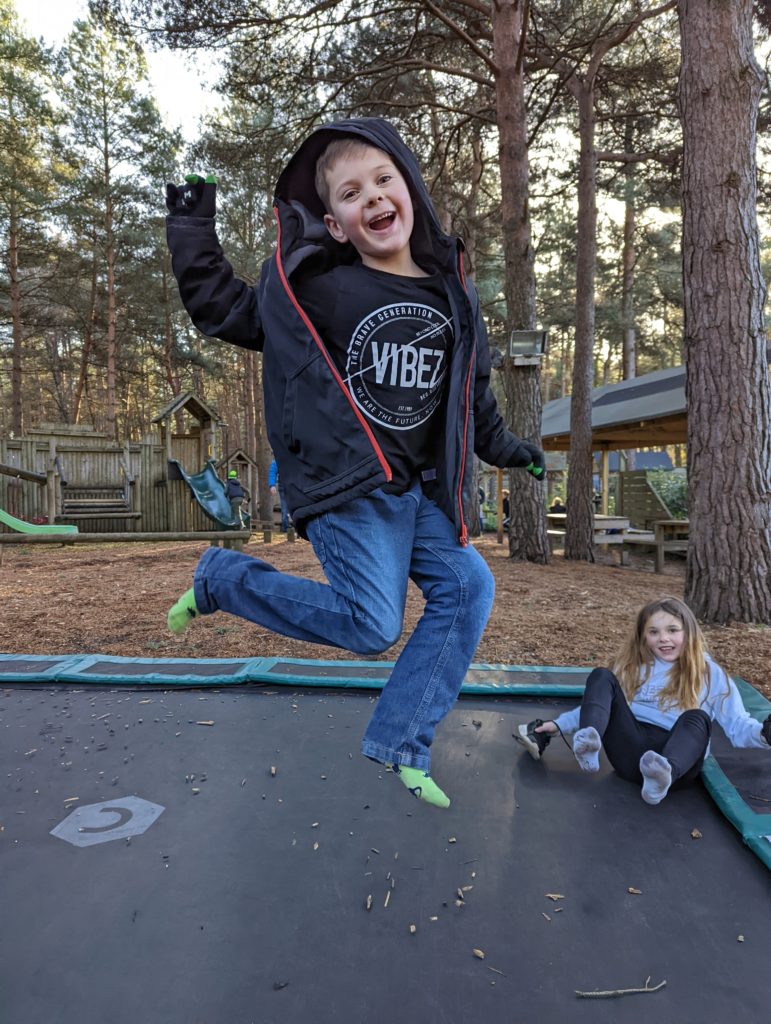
[710,730,771,813]
[266,661,391,679]
[77,659,249,678]
[0,657,63,674]
[1,687,768,1024]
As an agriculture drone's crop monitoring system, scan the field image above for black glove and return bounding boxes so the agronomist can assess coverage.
[510,441,546,479]
[165,173,217,217]
[762,714,771,746]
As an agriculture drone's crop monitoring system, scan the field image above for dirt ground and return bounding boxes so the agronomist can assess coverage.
[1,534,769,699]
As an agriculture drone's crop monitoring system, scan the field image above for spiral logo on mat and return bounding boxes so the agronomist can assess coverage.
[51,796,165,847]
[343,302,451,430]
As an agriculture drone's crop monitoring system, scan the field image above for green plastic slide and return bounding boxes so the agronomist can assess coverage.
[167,460,249,530]
[0,508,78,535]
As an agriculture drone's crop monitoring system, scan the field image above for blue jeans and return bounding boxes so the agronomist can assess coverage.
[193,482,495,770]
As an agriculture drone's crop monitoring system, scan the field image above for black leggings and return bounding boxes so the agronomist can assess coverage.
[578,668,711,785]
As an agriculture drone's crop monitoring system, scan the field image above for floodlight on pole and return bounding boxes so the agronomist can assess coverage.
[507,329,549,364]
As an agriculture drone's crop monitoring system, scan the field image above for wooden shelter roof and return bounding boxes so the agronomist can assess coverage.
[541,365,687,451]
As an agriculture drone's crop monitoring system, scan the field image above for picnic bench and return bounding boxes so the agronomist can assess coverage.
[546,513,630,552]
[620,519,689,571]
[548,513,689,573]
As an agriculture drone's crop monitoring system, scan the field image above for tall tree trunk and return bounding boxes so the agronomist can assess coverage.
[621,119,637,471]
[253,353,272,523]
[621,121,638,382]
[73,233,99,424]
[464,129,483,278]
[492,0,548,563]
[105,192,118,440]
[565,81,597,561]
[160,253,185,432]
[9,194,23,436]
[243,349,255,457]
[678,0,771,623]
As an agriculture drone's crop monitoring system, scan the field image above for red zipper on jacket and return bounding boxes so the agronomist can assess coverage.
[456,248,473,546]
[273,206,392,484]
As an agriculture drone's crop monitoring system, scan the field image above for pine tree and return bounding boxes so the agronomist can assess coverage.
[0,1,57,435]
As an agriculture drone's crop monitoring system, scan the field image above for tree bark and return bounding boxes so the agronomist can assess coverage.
[73,238,99,426]
[621,119,637,383]
[9,192,23,436]
[492,0,548,563]
[105,190,118,440]
[564,80,597,561]
[621,120,637,471]
[254,353,273,523]
[678,0,771,623]
[160,252,184,432]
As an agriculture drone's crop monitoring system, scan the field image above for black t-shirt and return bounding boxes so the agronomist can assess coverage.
[297,263,454,492]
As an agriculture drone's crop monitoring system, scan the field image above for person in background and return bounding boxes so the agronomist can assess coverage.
[269,458,290,532]
[224,468,250,526]
[548,496,566,515]
[516,596,771,804]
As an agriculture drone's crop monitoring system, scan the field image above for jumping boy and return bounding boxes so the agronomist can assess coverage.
[164,117,544,808]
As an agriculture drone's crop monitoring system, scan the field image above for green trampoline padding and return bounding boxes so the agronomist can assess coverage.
[0,653,588,694]
[0,508,78,535]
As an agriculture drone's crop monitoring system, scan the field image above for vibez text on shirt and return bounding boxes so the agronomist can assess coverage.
[369,343,445,389]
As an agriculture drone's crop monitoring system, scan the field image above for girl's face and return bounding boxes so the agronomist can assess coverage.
[644,610,685,662]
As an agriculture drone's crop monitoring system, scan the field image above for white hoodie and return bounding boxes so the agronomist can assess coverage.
[553,656,769,749]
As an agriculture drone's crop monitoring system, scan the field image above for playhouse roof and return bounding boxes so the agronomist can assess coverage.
[541,365,686,451]
[215,448,259,469]
[152,391,219,426]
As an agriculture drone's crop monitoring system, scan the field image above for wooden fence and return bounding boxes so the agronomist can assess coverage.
[0,428,246,535]
[616,470,673,529]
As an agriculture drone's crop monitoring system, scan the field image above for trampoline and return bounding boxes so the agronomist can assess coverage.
[1,656,769,1024]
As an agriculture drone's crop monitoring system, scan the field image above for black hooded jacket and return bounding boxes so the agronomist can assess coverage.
[166,117,526,542]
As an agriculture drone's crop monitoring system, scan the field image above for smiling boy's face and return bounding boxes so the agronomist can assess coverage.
[321,145,422,276]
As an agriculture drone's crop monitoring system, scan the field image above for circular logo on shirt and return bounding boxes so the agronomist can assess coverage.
[344,302,451,430]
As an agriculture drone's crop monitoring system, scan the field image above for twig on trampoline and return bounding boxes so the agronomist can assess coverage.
[575,976,667,999]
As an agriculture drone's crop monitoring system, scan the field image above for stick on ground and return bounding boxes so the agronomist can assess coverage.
[575,977,666,999]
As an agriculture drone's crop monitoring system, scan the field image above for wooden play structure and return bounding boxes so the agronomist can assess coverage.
[0,393,253,545]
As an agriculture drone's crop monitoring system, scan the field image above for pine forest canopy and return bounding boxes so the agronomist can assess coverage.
[1,0,765,438]
[0,0,769,621]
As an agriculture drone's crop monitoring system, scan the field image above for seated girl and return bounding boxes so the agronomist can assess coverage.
[516,596,771,804]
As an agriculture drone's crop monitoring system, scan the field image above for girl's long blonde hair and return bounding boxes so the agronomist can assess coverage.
[612,597,708,710]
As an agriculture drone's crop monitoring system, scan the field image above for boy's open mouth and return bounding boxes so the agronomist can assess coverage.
[368,211,396,231]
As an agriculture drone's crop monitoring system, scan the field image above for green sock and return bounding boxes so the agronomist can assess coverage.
[392,765,450,809]
[167,587,199,634]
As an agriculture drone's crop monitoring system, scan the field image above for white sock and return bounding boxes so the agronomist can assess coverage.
[572,726,601,773]
[640,750,673,805]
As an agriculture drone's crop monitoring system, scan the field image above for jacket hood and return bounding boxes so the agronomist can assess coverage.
[274,117,452,267]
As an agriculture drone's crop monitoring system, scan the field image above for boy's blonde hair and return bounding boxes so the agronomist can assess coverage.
[314,138,381,212]
[612,596,708,711]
